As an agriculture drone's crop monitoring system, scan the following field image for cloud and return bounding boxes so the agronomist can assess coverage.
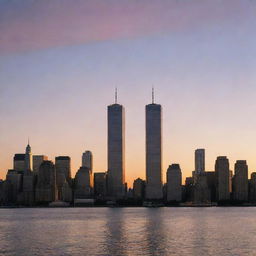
[0,0,255,55]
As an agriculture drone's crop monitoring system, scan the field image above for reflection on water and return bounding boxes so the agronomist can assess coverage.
[0,207,256,255]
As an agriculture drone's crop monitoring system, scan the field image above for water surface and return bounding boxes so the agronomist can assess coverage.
[0,207,255,256]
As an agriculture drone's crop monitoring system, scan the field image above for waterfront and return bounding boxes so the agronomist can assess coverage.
[0,207,256,256]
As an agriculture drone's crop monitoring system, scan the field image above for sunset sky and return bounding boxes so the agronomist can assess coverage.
[1,0,256,186]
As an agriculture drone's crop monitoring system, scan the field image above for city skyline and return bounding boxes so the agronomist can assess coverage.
[1,0,256,187]
[2,94,256,188]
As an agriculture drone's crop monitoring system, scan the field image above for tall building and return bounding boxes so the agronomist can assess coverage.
[35,161,57,203]
[33,155,48,174]
[166,164,182,202]
[74,167,93,199]
[233,160,248,202]
[25,142,32,171]
[145,90,162,199]
[55,156,71,200]
[107,95,125,199]
[94,172,107,199]
[133,178,145,200]
[13,154,25,172]
[82,151,93,170]
[5,170,22,204]
[195,149,205,174]
[215,156,230,201]
[249,173,256,203]
[206,171,216,202]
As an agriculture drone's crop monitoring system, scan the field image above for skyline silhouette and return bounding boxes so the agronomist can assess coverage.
[1,0,256,187]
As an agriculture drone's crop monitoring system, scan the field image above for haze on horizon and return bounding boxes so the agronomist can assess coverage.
[1,0,256,186]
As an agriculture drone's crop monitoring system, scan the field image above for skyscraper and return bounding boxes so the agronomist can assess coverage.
[195,149,205,174]
[13,154,25,172]
[107,92,125,199]
[74,167,93,199]
[35,160,57,203]
[94,172,107,199]
[25,142,32,171]
[55,156,71,181]
[145,89,163,199]
[233,160,248,201]
[215,156,230,201]
[33,155,48,174]
[82,151,93,170]
[166,164,182,202]
[55,156,71,200]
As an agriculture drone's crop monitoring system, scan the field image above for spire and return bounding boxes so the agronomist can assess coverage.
[152,86,155,104]
[115,87,117,104]
[28,137,30,146]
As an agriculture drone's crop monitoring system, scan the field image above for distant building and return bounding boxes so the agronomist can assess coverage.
[94,172,107,199]
[195,149,205,174]
[61,180,73,203]
[133,178,145,200]
[206,171,216,202]
[145,96,163,200]
[21,170,35,206]
[55,156,71,200]
[215,156,230,201]
[166,164,182,202]
[25,142,33,171]
[5,170,22,204]
[13,154,25,172]
[35,161,57,204]
[233,160,248,202]
[107,102,125,199]
[249,172,256,203]
[185,177,194,202]
[193,173,210,204]
[33,155,48,174]
[74,167,93,199]
[82,151,93,170]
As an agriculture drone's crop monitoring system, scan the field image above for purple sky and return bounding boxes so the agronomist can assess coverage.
[1,0,256,186]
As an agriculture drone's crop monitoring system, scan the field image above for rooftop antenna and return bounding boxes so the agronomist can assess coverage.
[152,86,155,104]
[115,87,117,104]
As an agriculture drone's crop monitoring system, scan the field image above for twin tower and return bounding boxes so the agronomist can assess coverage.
[107,90,162,200]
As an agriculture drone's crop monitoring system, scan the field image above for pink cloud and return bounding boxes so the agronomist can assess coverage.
[0,0,254,55]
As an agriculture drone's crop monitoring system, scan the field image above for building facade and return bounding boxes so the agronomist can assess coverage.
[133,178,145,200]
[94,172,107,199]
[195,149,205,174]
[82,151,93,170]
[233,160,248,202]
[74,167,93,199]
[215,156,230,201]
[166,164,182,202]
[107,103,125,199]
[145,103,162,199]
[33,155,48,174]
[35,161,57,203]
[55,156,71,200]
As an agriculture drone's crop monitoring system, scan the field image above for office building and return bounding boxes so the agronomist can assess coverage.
[215,156,230,201]
[74,167,93,199]
[35,161,57,203]
[107,99,125,199]
[55,156,71,200]
[233,160,248,202]
[82,151,93,170]
[133,178,145,200]
[94,172,107,199]
[195,149,205,174]
[13,154,25,172]
[145,90,162,199]
[33,155,48,174]
[166,164,182,202]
